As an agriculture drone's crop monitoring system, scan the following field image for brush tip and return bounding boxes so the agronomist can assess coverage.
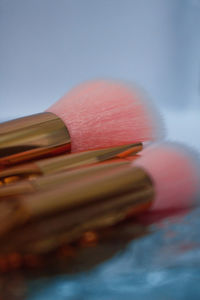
[47,79,164,152]
[134,142,200,211]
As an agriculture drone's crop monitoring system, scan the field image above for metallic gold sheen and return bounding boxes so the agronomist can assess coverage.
[0,161,129,199]
[22,166,154,219]
[0,112,71,167]
[0,166,154,253]
[37,142,142,174]
[0,143,142,184]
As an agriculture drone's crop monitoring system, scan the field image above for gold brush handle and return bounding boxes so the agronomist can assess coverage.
[38,142,142,174]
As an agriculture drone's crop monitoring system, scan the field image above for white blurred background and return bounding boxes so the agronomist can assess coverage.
[0,0,200,148]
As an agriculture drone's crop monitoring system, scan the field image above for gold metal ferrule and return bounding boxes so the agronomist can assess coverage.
[0,112,71,167]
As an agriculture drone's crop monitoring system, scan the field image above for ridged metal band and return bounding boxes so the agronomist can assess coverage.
[0,112,71,167]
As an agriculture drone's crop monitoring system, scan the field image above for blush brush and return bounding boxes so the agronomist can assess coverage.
[0,142,199,252]
[0,79,163,167]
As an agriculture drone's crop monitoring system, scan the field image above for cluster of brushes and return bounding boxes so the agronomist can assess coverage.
[0,80,199,273]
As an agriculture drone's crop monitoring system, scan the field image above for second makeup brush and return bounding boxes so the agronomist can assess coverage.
[0,142,199,252]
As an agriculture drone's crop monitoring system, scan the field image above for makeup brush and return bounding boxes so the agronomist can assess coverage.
[0,79,163,167]
[0,142,199,247]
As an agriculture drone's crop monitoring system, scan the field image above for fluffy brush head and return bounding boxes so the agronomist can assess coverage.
[134,142,200,211]
[47,79,164,152]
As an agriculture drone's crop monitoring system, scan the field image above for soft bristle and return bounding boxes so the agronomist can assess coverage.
[134,142,200,211]
[47,79,164,152]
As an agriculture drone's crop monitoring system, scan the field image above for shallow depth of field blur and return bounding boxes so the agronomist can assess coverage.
[0,0,200,299]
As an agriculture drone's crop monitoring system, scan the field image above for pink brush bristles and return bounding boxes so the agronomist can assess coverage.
[134,142,200,211]
[47,80,164,152]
